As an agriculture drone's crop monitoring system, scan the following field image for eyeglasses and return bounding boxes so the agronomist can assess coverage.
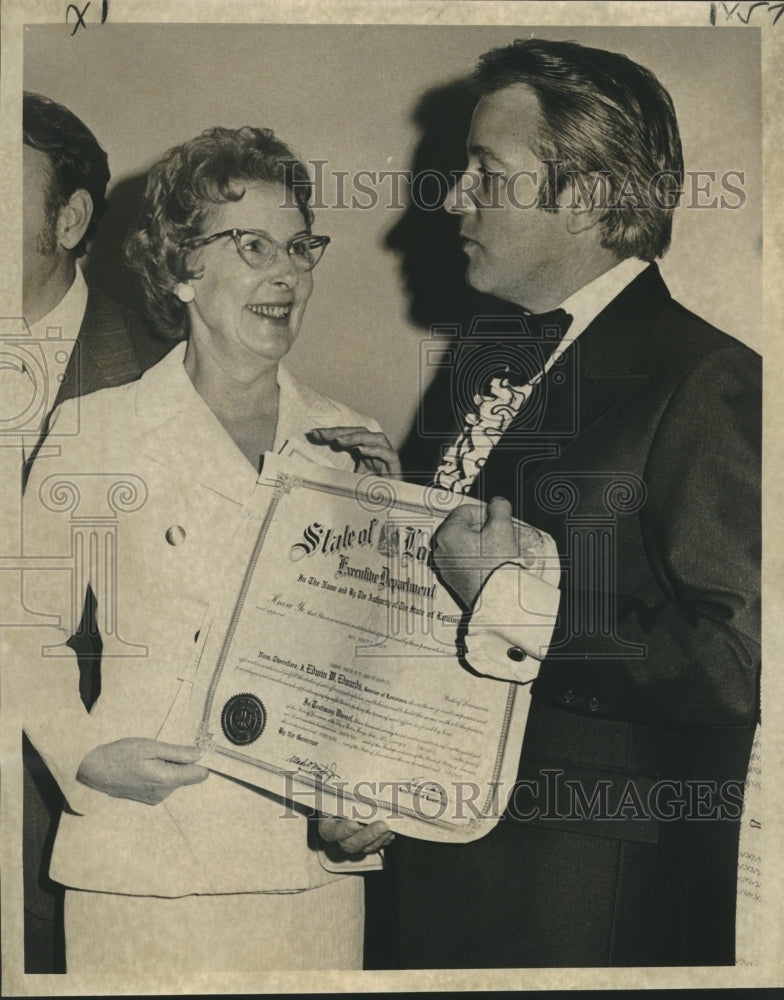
[182,229,330,272]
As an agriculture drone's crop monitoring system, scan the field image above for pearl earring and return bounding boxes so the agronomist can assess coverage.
[175,283,195,303]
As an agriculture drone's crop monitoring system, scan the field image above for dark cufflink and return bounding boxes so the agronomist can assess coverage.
[506,646,527,662]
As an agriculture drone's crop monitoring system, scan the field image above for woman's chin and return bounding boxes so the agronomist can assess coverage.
[246,331,298,363]
[238,317,298,355]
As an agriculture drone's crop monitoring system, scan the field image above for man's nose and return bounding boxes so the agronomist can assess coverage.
[444,170,479,216]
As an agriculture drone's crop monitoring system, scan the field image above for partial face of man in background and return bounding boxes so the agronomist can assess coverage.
[23,143,68,323]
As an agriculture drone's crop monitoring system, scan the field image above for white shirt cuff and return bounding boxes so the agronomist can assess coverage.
[464,563,561,683]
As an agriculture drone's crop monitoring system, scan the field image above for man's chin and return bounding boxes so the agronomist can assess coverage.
[464,261,490,294]
[464,271,505,302]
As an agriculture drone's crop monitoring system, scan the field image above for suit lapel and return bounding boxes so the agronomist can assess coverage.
[559,264,671,453]
[133,343,259,504]
[53,286,142,409]
[471,264,670,507]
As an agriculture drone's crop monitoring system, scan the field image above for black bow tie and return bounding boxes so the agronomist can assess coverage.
[522,307,573,338]
[461,308,574,394]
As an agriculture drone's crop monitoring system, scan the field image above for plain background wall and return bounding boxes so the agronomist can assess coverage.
[23,24,761,447]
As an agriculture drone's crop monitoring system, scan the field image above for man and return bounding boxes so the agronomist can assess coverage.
[21,92,169,973]
[22,93,168,450]
[393,39,760,968]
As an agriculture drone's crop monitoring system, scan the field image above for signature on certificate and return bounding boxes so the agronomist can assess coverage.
[287,754,342,784]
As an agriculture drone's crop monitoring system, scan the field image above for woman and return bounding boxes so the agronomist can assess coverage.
[21,125,396,974]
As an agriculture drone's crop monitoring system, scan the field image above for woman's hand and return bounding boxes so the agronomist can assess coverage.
[318,817,394,855]
[307,426,402,478]
[76,737,210,806]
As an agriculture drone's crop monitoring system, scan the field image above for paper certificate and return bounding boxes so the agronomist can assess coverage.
[164,455,559,842]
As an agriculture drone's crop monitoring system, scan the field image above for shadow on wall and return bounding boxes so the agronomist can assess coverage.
[385,77,525,484]
[84,172,160,330]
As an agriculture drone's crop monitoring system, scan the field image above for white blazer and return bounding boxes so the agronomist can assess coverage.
[19,342,383,896]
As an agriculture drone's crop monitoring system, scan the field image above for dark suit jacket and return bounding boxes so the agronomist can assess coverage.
[393,264,761,968]
[23,284,172,973]
[52,284,169,408]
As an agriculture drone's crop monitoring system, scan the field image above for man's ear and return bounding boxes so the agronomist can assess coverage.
[563,172,608,236]
[56,189,93,251]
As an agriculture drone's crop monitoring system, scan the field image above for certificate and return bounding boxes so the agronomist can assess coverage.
[162,454,559,842]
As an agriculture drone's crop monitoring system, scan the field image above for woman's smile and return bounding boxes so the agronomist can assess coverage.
[247,301,294,322]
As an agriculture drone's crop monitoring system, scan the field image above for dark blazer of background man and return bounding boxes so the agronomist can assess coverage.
[21,92,169,974]
[393,40,760,968]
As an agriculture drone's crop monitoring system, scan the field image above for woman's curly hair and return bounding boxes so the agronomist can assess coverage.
[124,126,314,339]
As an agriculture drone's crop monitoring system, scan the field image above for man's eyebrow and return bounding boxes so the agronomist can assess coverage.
[468,144,511,169]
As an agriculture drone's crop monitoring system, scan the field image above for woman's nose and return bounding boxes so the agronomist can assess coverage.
[266,248,301,286]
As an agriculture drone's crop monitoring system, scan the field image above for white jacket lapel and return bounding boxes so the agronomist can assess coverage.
[133,342,259,503]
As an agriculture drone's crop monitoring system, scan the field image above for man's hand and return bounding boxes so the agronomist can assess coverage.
[76,737,209,805]
[433,497,518,608]
[319,817,394,855]
[307,426,402,478]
